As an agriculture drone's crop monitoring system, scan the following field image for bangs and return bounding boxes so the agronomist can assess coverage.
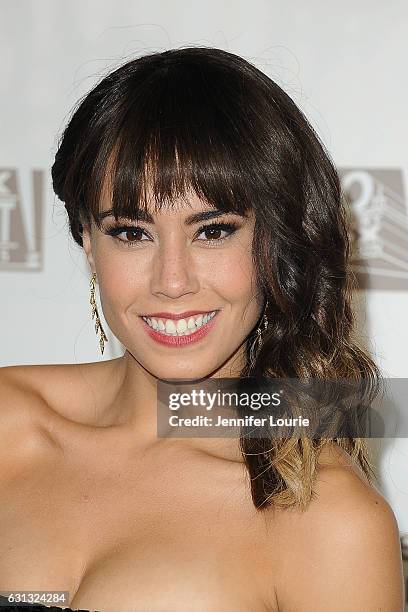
[85,58,259,229]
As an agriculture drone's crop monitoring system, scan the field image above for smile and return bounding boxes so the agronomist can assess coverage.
[140,311,219,347]
[142,311,217,336]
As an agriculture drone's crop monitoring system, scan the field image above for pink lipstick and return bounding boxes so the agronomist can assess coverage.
[140,312,219,347]
[140,310,213,321]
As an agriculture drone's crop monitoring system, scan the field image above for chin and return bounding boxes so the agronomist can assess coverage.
[156,364,216,383]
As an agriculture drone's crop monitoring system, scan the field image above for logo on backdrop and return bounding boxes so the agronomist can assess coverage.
[0,168,44,271]
[339,168,408,290]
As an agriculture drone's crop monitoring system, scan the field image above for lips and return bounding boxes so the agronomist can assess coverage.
[140,310,219,347]
[140,310,217,321]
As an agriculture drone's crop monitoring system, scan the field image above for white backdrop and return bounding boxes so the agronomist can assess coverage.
[1,0,407,537]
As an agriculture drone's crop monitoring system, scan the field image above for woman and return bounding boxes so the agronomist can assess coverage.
[0,47,404,612]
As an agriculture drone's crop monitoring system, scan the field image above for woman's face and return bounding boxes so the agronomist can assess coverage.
[82,184,264,381]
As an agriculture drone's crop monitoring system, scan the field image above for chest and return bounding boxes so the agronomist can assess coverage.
[0,453,273,611]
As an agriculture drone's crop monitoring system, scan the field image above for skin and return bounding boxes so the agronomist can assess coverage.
[0,182,404,611]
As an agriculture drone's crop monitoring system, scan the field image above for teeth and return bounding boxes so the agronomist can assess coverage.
[142,311,217,336]
[176,319,187,333]
[165,319,177,334]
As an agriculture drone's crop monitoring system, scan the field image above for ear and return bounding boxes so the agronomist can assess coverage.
[82,224,96,274]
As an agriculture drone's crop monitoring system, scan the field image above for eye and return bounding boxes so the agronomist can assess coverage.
[195,222,239,244]
[103,224,149,246]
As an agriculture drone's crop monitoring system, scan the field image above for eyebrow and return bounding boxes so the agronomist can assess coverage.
[97,208,247,226]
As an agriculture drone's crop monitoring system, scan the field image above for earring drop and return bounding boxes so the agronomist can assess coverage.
[249,301,269,367]
[89,273,108,355]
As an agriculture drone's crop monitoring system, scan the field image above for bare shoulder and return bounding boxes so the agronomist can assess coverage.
[0,360,110,402]
[0,360,119,476]
[269,443,404,611]
[0,363,52,424]
[0,364,58,480]
[0,359,122,423]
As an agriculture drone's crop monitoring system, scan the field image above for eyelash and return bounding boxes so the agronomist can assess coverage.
[103,221,240,248]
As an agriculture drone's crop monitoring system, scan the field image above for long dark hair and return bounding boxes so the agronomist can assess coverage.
[52,47,381,510]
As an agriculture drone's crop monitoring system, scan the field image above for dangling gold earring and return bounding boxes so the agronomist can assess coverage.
[249,300,269,367]
[90,273,108,355]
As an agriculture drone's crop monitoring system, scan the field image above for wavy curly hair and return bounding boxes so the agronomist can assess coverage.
[52,46,381,511]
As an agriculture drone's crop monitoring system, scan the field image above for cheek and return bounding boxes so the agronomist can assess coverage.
[93,246,142,310]
[214,246,256,299]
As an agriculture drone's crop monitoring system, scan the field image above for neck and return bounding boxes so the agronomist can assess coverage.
[90,349,246,462]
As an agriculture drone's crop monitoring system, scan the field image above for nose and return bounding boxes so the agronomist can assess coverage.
[150,238,200,299]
